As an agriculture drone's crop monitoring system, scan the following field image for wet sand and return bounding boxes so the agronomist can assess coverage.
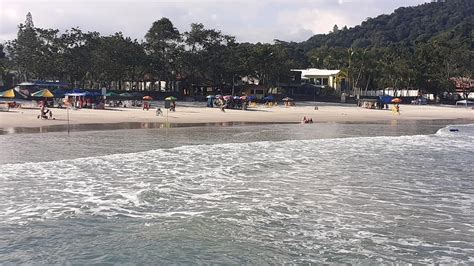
[0,102,472,134]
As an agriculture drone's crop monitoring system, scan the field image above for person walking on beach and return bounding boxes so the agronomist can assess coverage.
[392,104,400,115]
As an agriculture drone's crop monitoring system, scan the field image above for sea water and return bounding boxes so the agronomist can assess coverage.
[0,121,473,264]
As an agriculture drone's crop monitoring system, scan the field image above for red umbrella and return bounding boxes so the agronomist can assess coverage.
[143,96,153,100]
[391,98,402,103]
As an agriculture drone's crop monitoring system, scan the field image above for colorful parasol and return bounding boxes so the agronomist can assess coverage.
[391,98,402,103]
[31,89,54,98]
[165,96,177,101]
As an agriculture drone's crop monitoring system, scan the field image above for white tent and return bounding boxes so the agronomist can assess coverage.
[455,99,474,107]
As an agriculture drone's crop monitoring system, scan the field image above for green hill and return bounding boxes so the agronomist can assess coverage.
[300,0,473,50]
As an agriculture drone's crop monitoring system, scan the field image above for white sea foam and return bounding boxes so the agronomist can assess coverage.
[0,124,473,263]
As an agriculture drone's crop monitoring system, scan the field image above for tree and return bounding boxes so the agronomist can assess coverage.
[182,23,234,88]
[145,18,181,90]
[7,12,42,81]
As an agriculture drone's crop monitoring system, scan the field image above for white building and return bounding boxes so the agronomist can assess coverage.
[291,68,346,90]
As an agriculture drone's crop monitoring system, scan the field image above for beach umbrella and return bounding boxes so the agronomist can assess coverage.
[282,97,294,101]
[248,95,256,101]
[31,89,54,98]
[223,95,232,100]
[391,98,402,103]
[206,95,216,99]
[0,89,30,99]
[120,92,133,98]
[0,89,16,98]
[165,96,177,101]
[143,96,153,100]
[105,92,119,97]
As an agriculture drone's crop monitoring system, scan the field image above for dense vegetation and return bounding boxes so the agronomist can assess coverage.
[0,0,472,97]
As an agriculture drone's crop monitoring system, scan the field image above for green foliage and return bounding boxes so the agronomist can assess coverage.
[3,0,472,96]
[301,0,473,50]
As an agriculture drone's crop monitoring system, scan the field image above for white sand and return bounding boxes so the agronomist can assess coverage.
[0,102,472,129]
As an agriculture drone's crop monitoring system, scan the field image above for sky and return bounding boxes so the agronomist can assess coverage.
[0,0,431,43]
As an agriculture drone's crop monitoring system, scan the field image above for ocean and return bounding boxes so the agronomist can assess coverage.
[0,121,473,264]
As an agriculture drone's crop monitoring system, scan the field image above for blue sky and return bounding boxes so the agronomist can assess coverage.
[0,0,430,43]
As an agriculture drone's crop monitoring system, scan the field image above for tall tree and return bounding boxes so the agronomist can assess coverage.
[145,18,181,90]
[7,12,42,81]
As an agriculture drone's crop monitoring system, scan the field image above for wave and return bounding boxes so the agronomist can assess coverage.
[4,123,473,168]
[1,123,473,264]
[435,123,474,139]
[1,126,473,224]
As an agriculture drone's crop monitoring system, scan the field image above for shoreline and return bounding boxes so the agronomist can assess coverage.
[0,103,472,134]
[1,118,473,135]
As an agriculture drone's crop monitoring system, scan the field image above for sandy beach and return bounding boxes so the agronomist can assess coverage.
[0,102,473,131]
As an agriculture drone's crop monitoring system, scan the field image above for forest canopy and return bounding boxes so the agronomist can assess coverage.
[1,0,472,96]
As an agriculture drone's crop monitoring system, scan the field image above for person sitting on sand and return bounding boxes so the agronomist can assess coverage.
[302,116,313,124]
[156,107,163,116]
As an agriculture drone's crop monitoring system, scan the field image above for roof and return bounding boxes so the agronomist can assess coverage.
[18,81,69,87]
[291,68,340,77]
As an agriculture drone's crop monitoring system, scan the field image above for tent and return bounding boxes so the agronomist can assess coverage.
[378,95,393,104]
[456,99,474,107]
[263,95,275,101]
[85,91,102,97]
[65,92,86,97]
[71,88,84,93]
[53,89,68,97]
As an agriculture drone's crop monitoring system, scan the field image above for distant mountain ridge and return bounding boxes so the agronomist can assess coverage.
[299,0,473,50]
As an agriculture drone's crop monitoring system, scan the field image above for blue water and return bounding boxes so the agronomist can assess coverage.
[0,122,473,264]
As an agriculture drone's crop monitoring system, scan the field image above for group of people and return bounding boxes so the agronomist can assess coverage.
[302,116,313,124]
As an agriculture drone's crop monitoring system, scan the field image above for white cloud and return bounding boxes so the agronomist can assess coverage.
[0,0,431,43]
[278,8,351,36]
